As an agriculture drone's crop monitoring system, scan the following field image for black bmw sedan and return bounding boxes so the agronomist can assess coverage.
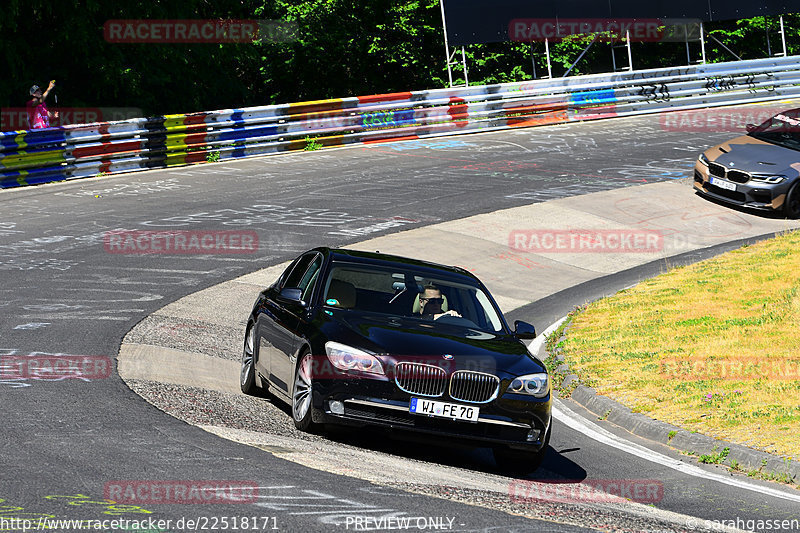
[240,247,551,472]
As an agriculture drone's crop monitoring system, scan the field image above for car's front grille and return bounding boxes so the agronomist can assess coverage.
[394,363,447,397]
[727,169,750,183]
[708,161,726,178]
[449,371,500,404]
[707,161,751,184]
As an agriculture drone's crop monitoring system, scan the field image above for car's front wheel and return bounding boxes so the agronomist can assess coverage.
[292,351,318,432]
[784,182,800,219]
[240,324,261,395]
[493,424,551,474]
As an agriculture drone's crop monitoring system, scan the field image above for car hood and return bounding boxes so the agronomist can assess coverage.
[324,312,545,377]
[708,135,800,174]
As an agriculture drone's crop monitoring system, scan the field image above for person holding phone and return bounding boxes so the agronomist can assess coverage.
[27,80,59,129]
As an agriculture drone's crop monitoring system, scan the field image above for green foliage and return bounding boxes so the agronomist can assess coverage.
[2,2,798,119]
[206,150,221,162]
[303,135,322,151]
[698,446,730,464]
[705,15,800,62]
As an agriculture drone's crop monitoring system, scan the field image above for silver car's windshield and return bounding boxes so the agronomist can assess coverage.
[749,111,800,151]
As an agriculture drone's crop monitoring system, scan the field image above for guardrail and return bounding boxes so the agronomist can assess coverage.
[3,55,800,189]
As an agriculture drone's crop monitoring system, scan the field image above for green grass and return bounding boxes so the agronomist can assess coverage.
[698,447,730,464]
[558,230,800,460]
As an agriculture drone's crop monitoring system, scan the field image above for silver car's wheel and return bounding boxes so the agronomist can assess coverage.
[240,325,259,395]
[292,352,316,431]
[784,182,800,219]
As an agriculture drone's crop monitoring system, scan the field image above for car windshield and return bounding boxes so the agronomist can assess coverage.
[322,263,506,334]
[748,110,800,151]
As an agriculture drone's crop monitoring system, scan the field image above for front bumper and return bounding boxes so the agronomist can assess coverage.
[693,161,791,211]
[310,379,551,451]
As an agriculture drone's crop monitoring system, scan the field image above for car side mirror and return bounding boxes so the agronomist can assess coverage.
[514,320,537,339]
[278,288,306,307]
[746,123,757,133]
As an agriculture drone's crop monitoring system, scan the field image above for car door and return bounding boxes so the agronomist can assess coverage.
[256,255,310,398]
[262,252,323,398]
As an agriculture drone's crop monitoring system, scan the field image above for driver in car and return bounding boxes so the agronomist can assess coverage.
[417,284,461,320]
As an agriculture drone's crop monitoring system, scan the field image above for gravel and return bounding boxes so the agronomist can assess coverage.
[124,378,319,442]
[123,378,721,533]
[383,483,710,533]
[124,315,243,361]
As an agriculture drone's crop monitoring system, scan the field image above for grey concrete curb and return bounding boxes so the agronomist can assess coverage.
[542,329,800,483]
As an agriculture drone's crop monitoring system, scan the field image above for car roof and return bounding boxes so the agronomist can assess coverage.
[317,247,477,281]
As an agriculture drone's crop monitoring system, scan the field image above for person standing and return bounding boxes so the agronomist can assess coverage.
[26,80,59,129]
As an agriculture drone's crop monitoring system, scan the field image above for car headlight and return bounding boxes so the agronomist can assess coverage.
[507,373,549,398]
[698,153,710,166]
[325,341,384,375]
[750,174,786,184]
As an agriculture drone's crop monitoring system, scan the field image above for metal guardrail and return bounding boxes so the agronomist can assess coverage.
[2,55,800,189]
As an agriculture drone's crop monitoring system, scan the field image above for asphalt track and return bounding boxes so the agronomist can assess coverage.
[1,109,799,532]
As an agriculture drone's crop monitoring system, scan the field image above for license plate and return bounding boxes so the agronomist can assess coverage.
[409,397,479,422]
[710,177,737,191]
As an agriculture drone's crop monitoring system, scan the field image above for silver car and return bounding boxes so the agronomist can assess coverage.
[693,108,800,218]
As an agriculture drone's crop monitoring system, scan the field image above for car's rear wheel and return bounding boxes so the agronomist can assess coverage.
[783,182,800,219]
[493,424,551,474]
[240,324,260,395]
[292,351,318,432]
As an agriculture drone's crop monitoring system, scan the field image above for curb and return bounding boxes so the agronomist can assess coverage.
[538,324,800,483]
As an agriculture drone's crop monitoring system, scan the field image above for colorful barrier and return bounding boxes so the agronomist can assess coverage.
[3,55,800,188]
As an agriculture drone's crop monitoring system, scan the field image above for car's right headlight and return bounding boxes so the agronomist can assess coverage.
[325,341,385,375]
[750,174,786,184]
[698,153,710,166]
[507,373,549,398]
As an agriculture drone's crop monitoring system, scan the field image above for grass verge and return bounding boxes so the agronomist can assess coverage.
[558,230,800,460]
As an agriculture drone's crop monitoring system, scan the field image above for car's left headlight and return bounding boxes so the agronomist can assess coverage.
[507,373,549,398]
[698,153,710,166]
[325,341,385,375]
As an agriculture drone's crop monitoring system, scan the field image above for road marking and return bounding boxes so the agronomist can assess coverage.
[553,401,800,504]
[94,266,218,274]
[531,318,800,505]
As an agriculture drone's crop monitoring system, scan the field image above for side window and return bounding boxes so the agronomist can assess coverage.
[299,256,323,301]
[281,254,316,289]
